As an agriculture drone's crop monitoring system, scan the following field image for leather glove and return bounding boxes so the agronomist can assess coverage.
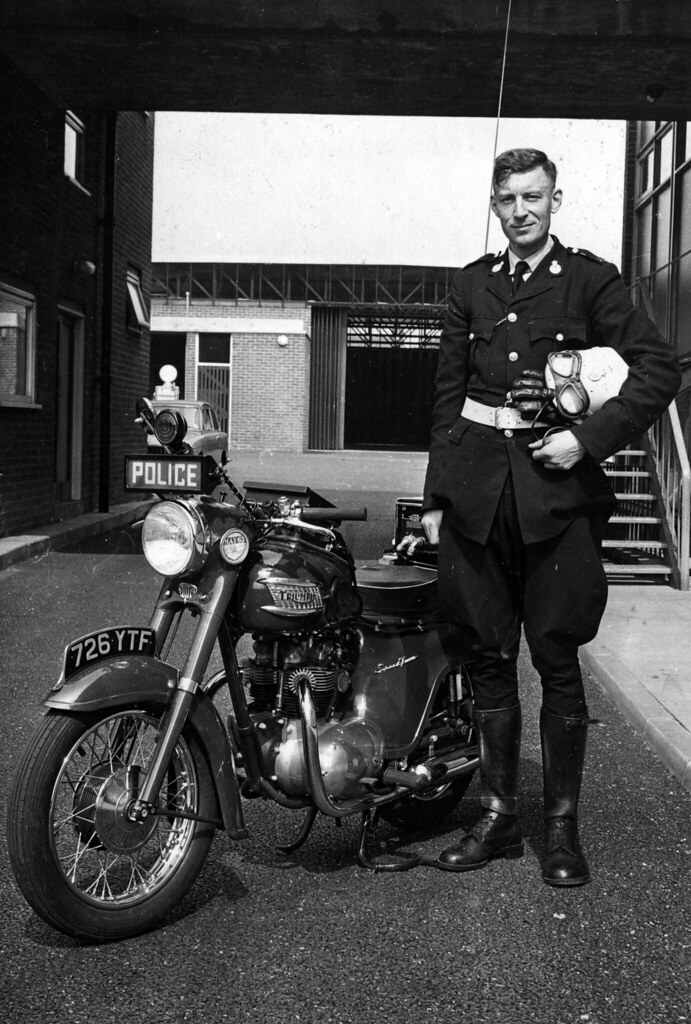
[509,369,559,422]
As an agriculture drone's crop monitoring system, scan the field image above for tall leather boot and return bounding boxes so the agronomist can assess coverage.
[540,709,590,887]
[436,704,523,872]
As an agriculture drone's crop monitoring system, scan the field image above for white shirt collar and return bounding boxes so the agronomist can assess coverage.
[507,235,555,274]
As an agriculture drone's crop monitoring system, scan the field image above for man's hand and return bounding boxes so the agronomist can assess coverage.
[509,369,553,420]
[422,509,443,545]
[395,509,442,557]
[529,430,586,471]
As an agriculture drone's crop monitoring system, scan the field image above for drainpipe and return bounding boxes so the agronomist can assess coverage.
[99,112,118,513]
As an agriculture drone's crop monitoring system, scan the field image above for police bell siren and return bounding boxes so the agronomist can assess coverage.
[154,364,180,400]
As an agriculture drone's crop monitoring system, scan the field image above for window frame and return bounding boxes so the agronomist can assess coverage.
[126,267,150,332]
[0,283,39,408]
[64,111,88,190]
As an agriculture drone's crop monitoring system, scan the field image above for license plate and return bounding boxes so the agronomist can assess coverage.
[124,455,206,493]
[63,627,156,680]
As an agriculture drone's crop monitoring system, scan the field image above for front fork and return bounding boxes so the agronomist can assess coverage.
[129,571,238,818]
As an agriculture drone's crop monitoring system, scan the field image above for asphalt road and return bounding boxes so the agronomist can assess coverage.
[0,528,690,1024]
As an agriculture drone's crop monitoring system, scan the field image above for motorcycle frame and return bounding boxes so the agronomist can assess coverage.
[45,524,477,837]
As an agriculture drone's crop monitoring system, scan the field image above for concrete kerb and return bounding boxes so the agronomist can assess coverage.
[580,643,691,794]
[0,499,154,573]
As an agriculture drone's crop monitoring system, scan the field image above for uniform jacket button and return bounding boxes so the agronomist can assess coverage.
[507,312,518,323]
[508,351,519,362]
[504,429,514,438]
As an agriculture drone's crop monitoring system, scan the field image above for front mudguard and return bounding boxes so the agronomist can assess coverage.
[45,655,247,840]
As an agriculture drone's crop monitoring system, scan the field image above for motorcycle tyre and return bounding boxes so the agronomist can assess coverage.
[7,708,217,944]
[379,774,475,834]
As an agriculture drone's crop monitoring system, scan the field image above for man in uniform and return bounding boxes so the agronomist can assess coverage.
[420,148,680,885]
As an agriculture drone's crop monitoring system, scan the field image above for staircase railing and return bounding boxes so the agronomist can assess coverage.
[645,399,691,590]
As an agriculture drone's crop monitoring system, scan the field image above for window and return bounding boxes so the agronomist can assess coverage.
[198,334,230,363]
[126,268,149,331]
[0,284,37,405]
[64,112,86,185]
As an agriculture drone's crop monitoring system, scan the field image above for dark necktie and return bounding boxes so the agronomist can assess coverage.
[512,260,530,295]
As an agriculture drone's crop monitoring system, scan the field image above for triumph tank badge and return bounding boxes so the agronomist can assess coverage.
[550,261,562,274]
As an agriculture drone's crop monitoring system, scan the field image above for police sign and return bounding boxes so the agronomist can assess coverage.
[124,456,206,493]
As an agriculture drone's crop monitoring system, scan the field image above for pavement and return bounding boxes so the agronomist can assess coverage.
[2,447,690,796]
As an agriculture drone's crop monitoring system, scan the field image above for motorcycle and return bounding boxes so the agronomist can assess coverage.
[7,397,478,943]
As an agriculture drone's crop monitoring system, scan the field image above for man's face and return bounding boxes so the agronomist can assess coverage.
[490,166,562,257]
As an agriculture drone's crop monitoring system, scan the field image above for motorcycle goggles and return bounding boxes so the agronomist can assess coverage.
[545,350,590,420]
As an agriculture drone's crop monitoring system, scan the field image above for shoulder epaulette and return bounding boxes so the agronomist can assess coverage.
[567,247,605,264]
[462,251,499,270]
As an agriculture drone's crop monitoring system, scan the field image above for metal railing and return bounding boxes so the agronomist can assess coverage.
[645,399,691,590]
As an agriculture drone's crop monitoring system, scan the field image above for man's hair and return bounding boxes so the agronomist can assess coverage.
[492,148,558,190]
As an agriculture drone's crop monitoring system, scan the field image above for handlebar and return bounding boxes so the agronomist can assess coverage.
[301,507,368,523]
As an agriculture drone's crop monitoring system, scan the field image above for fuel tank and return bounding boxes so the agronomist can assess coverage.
[233,528,362,633]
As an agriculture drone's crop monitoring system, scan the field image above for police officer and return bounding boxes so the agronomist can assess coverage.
[421,148,680,885]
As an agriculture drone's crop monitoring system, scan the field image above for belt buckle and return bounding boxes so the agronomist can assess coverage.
[494,406,518,430]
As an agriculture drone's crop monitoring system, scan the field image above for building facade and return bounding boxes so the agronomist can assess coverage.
[150,263,450,453]
[624,119,691,447]
[0,63,154,536]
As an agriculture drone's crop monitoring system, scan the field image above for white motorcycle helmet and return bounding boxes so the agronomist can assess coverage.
[545,347,629,421]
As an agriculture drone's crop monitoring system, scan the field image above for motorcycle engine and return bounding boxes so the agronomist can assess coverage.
[239,630,384,799]
[241,633,352,720]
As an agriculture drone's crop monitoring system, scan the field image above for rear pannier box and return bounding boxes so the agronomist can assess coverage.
[355,561,440,628]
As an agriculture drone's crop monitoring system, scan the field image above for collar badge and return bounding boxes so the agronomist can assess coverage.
[549,260,562,275]
[492,262,504,273]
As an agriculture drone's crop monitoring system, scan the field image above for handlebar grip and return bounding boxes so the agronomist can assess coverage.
[303,507,368,523]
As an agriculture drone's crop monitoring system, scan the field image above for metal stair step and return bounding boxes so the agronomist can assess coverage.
[602,539,666,549]
[614,492,654,501]
[610,515,661,525]
[603,449,646,461]
[603,562,671,581]
[604,469,651,478]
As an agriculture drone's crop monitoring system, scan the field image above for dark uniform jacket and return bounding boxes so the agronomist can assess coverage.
[422,236,681,545]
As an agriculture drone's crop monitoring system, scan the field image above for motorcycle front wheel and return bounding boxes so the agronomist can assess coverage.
[7,708,217,943]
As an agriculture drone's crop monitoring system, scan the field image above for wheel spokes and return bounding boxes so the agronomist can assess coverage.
[49,712,198,905]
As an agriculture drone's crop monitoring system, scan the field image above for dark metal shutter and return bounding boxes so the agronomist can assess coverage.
[309,305,347,449]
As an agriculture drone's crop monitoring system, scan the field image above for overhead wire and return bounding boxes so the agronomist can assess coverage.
[484,0,513,254]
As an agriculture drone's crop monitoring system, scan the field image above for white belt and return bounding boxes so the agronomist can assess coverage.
[462,397,536,430]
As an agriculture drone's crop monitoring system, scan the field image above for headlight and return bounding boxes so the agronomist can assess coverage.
[142,501,208,576]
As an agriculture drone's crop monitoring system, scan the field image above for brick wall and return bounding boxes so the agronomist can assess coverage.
[0,61,154,536]
[152,299,312,451]
[107,112,155,506]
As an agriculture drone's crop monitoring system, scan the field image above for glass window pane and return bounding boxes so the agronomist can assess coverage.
[652,265,669,336]
[654,185,671,269]
[676,252,691,361]
[633,202,652,280]
[637,151,652,195]
[64,124,77,178]
[639,121,657,147]
[198,333,230,363]
[658,129,674,184]
[679,169,691,256]
[0,289,33,400]
[686,123,691,162]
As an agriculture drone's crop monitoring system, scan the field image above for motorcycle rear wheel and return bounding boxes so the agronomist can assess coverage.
[379,774,475,834]
[7,708,217,943]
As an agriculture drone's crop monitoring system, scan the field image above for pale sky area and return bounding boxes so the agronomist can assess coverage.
[152,114,627,269]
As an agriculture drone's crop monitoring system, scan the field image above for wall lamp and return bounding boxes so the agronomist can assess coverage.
[74,259,97,276]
